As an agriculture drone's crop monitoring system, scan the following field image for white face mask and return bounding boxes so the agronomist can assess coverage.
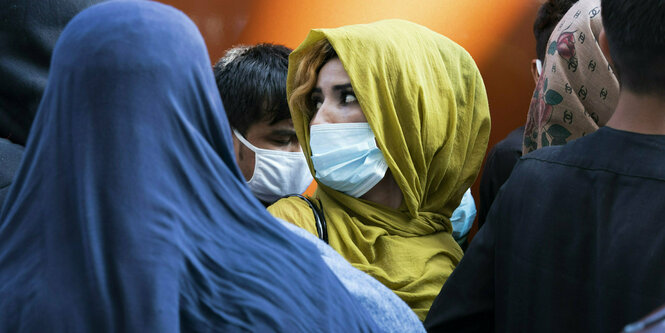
[233,129,313,204]
[536,59,543,76]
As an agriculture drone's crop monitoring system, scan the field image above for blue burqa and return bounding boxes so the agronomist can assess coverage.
[0,1,379,332]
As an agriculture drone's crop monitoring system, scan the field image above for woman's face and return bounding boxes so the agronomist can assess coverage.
[309,58,366,125]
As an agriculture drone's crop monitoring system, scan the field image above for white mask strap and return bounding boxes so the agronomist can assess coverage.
[233,129,260,153]
[233,128,305,157]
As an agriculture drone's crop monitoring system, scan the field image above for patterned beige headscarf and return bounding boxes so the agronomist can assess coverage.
[523,0,619,154]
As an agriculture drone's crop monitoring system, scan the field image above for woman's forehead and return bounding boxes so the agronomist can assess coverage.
[316,59,351,89]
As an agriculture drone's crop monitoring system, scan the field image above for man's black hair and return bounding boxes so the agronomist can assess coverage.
[601,0,665,95]
[213,43,292,135]
[534,0,578,61]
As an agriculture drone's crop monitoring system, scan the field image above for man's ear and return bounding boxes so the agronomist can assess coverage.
[530,59,540,84]
[599,28,615,69]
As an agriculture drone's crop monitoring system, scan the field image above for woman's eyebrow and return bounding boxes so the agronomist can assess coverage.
[311,83,352,95]
[332,83,353,91]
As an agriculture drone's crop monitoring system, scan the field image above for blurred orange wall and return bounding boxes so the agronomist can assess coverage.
[160,0,545,239]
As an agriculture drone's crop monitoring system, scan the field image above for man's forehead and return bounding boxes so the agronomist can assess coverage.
[248,118,295,136]
[270,118,294,127]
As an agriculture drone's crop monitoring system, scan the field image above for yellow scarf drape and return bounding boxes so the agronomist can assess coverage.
[268,19,490,320]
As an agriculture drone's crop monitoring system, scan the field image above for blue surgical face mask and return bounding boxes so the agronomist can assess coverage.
[451,188,476,243]
[309,122,388,198]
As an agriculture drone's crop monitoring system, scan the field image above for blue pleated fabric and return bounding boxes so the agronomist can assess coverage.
[0,1,378,332]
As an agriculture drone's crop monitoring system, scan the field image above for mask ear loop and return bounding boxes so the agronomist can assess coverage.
[536,59,543,76]
[233,128,259,153]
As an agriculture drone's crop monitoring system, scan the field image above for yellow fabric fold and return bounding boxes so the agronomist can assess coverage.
[268,19,490,320]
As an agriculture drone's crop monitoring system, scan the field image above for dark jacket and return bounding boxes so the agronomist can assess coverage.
[478,126,524,229]
[426,127,665,332]
[0,0,105,145]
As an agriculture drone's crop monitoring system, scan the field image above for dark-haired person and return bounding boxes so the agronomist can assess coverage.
[425,0,665,331]
[477,0,577,229]
[213,44,313,205]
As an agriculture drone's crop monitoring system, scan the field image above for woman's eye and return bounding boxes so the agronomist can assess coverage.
[310,93,323,110]
[343,93,357,104]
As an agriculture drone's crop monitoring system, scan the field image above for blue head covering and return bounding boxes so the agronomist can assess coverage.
[0,1,378,331]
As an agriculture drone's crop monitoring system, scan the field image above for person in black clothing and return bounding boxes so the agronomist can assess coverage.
[0,0,105,208]
[425,0,665,331]
[0,0,106,146]
[477,0,577,229]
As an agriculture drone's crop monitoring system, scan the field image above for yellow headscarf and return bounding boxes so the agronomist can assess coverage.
[268,19,490,320]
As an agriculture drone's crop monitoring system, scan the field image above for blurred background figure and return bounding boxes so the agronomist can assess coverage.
[0,0,106,208]
[522,0,618,154]
[478,0,578,230]
[0,0,107,145]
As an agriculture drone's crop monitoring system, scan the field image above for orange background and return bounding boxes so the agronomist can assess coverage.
[160,0,545,239]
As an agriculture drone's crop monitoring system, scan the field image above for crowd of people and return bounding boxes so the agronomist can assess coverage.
[1,0,664,331]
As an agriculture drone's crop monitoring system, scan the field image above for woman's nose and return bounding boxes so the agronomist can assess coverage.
[310,102,333,126]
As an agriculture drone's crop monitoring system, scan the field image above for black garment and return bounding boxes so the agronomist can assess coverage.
[0,139,23,206]
[477,126,523,229]
[425,127,665,333]
[0,0,105,145]
[622,302,665,333]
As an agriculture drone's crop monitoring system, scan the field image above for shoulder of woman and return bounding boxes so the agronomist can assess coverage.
[267,196,319,237]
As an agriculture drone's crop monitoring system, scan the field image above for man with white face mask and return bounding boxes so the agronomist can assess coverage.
[214,44,313,205]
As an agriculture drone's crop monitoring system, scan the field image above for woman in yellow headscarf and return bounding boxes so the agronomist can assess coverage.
[268,19,490,320]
